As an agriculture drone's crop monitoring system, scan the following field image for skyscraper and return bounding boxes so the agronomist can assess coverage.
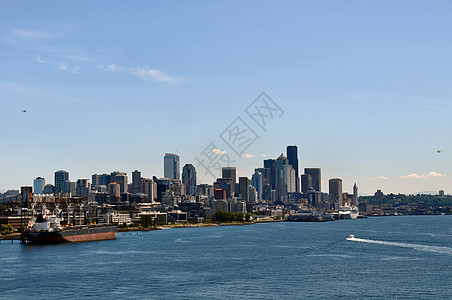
[222,167,236,196]
[275,154,295,202]
[305,168,321,193]
[182,164,197,195]
[300,174,312,195]
[251,171,263,200]
[287,145,299,192]
[353,183,358,206]
[263,159,276,189]
[329,178,343,205]
[164,153,180,180]
[132,170,142,194]
[76,179,90,197]
[141,178,157,203]
[239,177,250,202]
[111,171,128,194]
[54,170,69,193]
[33,177,45,195]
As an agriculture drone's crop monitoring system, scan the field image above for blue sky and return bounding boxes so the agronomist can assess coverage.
[1,0,451,194]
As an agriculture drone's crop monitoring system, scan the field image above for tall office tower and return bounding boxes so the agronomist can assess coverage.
[92,174,100,186]
[63,180,76,195]
[255,168,270,185]
[222,167,237,185]
[300,174,312,195]
[239,177,250,202]
[132,170,142,194]
[305,168,321,193]
[182,164,197,195]
[353,183,358,206]
[164,153,180,180]
[141,178,157,203]
[33,177,45,195]
[98,174,111,186]
[155,177,170,202]
[76,179,91,197]
[213,178,234,198]
[222,167,236,195]
[329,178,343,205]
[108,182,121,199]
[275,154,295,202]
[286,145,299,193]
[263,159,276,189]
[54,170,69,193]
[110,171,128,194]
[251,171,263,200]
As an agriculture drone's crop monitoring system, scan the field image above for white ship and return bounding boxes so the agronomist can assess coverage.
[339,205,359,219]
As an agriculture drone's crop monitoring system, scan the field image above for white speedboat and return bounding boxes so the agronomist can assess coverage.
[346,234,355,240]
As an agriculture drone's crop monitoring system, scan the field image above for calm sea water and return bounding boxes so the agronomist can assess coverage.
[1,215,451,299]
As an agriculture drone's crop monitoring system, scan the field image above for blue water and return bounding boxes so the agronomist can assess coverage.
[1,215,451,299]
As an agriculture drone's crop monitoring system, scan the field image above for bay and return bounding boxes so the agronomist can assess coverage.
[1,215,451,299]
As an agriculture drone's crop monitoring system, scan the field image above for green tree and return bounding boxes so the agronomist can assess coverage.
[140,215,154,228]
[0,224,14,235]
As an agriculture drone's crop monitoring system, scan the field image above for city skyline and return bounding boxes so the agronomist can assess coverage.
[1,1,451,194]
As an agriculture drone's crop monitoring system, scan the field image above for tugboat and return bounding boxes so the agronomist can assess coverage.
[22,213,117,244]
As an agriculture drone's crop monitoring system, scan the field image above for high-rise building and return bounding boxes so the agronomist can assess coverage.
[213,178,234,198]
[132,170,142,194]
[305,168,321,193]
[141,178,157,203]
[251,171,263,200]
[329,178,343,205]
[301,174,312,195]
[33,177,45,195]
[287,145,299,193]
[182,164,197,195]
[98,174,111,186]
[239,177,250,202]
[76,179,91,197]
[111,171,128,194]
[63,180,76,195]
[164,153,180,180]
[353,183,358,206]
[92,174,100,186]
[275,154,296,202]
[264,159,276,189]
[222,167,236,196]
[222,167,236,184]
[54,170,69,193]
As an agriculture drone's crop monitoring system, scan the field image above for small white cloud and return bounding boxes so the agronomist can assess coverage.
[98,64,179,83]
[399,172,447,180]
[98,64,118,73]
[57,63,67,71]
[261,154,270,157]
[213,148,227,155]
[13,29,55,39]
[71,65,81,74]
[366,176,389,181]
[36,56,45,64]
[242,153,255,159]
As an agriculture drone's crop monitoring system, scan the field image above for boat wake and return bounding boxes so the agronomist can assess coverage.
[347,237,452,255]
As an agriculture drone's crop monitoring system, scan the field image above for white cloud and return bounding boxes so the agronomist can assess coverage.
[261,154,270,157]
[242,153,255,158]
[212,148,227,155]
[366,176,389,181]
[13,29,56,39]
[399,172,447,180]
[36,56,45,64]
[57,63,81,74]
[57,63,67,71]
[98,64,179,83]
